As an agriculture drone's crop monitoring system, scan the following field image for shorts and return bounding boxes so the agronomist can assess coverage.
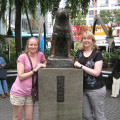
[10,94,34,106]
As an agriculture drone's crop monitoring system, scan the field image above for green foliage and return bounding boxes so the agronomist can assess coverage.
[72,11,86,25]
[6,51,17,69]
[98,9,120,38]
[108,26,113,38]
[102,48,120,63]
[71,49,77,57]
[0,34,16,69]
[44,49,50,59]
[99,9,120,28]
[71,41,79,57]
[66,0,90,19]
[10,38,16,51]
[7,27,13,36]
[0,34,6,44]
[0,0,7,24]
[74,41,79,51]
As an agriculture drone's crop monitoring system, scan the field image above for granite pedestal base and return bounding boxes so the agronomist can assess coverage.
[38,68,83,120]
[47,56,74,68]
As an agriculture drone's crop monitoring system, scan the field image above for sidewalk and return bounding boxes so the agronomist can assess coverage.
[0,89,120,120]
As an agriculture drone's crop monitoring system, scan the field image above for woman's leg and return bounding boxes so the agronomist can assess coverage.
[88,86,106,120]
[111,77,117,97]
[12,105,23,120]
[23,96,34,120]
[0,80,4,94]
[24,105,34,120]
[82,91,95,120]
[2,79,9,93]
[114,78,120,96]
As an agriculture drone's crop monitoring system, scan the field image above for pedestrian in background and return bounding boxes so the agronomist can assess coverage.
[74,31,106,120]
[0,57,10,98]
[111,51,120,97]
[10,37,47,120]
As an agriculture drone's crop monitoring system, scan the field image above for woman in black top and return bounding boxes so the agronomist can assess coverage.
[74,31,106,120]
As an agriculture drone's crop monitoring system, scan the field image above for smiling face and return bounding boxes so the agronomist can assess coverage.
[82,36,93,48]
[27,37,39,54]
[77,31,99,50]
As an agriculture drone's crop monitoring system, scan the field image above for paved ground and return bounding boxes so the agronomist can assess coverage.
[0,89,120,120]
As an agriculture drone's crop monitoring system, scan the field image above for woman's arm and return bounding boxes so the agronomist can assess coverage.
[17,62,34,80]
[17,59,47,81]
[74,60,103,77]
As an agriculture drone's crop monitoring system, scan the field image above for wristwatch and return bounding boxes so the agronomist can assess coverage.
[80,64,83,69]
[32,69,36,74]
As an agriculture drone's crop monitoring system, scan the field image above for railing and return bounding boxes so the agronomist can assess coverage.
[101,70,112,78]
[6,69,112,78]
[7,69,17,77]
[6,69,112,89]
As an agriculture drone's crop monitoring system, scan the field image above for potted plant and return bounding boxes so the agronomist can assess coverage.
[105,26,115,64]
[102,48,120,69]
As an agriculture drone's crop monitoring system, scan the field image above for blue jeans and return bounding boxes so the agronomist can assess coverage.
[0,80,9,94]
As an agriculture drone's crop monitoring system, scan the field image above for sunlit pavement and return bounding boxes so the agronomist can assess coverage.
[0,89,120,120]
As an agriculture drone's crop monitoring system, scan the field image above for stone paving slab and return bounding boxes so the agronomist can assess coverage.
[0,89,120,120]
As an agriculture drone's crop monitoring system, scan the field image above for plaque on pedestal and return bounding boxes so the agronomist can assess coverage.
[38,68,83,120]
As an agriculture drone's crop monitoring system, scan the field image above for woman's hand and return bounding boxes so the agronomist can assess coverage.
[35,63,46,70]
[34,62,47,72]
[40,63,46,68]
[74,61,82,68]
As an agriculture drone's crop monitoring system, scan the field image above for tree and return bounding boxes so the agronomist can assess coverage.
[99,10,120,36]
[0,0,91,58]
[0,0,7,24]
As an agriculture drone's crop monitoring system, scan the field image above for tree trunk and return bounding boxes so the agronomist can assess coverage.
[24,1,33,36]
[15,0,23,58]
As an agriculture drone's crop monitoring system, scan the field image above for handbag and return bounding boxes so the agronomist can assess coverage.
[27,54,39,103]
[0,68,7,80]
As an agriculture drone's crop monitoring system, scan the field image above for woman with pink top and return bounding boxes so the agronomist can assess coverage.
[10,37,47,120]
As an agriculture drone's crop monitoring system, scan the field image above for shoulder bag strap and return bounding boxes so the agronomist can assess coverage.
[27,54,35,88]
[84,50,99,65]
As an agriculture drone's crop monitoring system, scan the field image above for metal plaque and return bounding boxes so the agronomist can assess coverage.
[57,76,64,102]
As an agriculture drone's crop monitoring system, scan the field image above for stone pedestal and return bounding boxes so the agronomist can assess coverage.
[38,68,83,120]
[47,56,74,68]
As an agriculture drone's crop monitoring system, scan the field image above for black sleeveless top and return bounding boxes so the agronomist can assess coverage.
[75,49,105,90]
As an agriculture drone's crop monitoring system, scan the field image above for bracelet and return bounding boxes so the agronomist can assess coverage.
[32,69,36,74]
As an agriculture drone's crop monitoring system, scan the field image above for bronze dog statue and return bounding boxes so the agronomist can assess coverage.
[51,8,73,58]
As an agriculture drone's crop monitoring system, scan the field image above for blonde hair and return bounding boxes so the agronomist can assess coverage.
[25,37,40,54]
[77,31,98,50]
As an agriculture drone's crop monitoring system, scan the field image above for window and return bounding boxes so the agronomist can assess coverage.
[118,0,120,6]
[100,0,108,7]
[89,10,97,17]
[89,10,94,15]
[111,0,117,6]
[89,0,96,7]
